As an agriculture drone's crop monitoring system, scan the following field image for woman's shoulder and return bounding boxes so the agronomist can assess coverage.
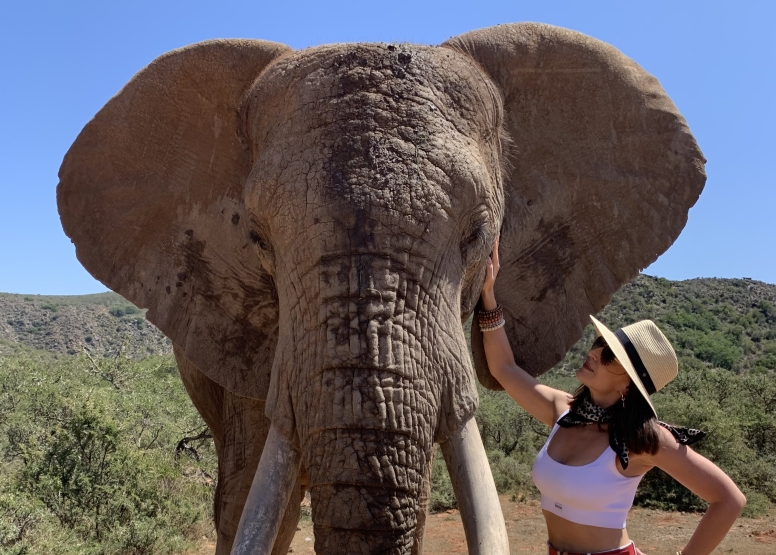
[654,423,683,452]
[631,423,695,469]
[622,422,679,474]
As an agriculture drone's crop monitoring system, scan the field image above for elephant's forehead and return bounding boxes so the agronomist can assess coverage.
[241,43,501,227]
[243,43,500,149]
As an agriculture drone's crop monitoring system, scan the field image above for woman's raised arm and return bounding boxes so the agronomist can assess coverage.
[480,237,571,427]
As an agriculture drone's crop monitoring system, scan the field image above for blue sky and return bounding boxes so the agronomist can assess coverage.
[1,0,773,294]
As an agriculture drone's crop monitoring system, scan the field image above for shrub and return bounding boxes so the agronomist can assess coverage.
[108,305,140,318]
[759,300,776,323]
[429,448,456,512]
[0,488,44,550]
[487,450,536,497]
[641,367,776,514]
[0,355,216,554]
[756,353,776,371]
[19,407,129,537]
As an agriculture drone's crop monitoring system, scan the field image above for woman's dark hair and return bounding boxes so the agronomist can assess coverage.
[570,384,660,455]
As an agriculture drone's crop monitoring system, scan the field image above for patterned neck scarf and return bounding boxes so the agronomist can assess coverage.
[557,395,707,469]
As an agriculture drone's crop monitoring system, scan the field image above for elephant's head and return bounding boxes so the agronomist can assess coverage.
[58,23,704,555]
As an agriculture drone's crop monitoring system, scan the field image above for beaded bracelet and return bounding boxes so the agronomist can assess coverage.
[479,304,505,332]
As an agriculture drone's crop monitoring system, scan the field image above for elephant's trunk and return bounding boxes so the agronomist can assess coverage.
[265,252,484,553]
[303,370,431,555]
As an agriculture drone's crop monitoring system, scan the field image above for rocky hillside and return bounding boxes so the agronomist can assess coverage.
[0,291,171,359]
[2,275,775,372]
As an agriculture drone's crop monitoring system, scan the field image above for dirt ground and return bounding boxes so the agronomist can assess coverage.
[193,496,775,554]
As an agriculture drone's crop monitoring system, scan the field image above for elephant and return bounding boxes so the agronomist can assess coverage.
[57,22,705,555]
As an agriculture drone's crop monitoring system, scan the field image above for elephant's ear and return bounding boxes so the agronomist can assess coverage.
[58,39,292,399]
[443,23,705,388]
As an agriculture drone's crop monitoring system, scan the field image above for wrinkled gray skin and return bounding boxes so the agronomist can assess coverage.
[224,43,500,554]
[58,23,706,555]
[239,45,501,554]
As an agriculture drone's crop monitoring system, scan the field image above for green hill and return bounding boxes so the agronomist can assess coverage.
[554,275,776,375]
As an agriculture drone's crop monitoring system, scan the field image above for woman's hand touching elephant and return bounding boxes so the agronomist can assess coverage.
[481,235,500,311]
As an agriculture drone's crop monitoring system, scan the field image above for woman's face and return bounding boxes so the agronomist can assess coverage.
[576,337,632,398]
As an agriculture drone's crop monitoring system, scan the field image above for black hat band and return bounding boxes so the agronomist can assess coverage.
[614,329,657,395]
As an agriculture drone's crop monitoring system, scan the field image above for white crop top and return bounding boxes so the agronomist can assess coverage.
[531,410,645,529]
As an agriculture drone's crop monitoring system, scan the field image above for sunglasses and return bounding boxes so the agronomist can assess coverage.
[591,336,617,365]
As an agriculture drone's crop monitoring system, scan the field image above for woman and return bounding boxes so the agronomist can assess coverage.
[480,238,746,555]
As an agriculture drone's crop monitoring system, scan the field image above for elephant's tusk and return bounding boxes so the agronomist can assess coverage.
[440,417,510,555]
[231,424,302,555]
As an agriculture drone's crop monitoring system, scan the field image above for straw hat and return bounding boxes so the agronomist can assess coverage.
[589,315,678,417]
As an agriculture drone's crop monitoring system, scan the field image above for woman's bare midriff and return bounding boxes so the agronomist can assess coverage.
[544,510,631,553]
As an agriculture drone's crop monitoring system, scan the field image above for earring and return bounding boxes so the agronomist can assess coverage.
[620,391,626,408]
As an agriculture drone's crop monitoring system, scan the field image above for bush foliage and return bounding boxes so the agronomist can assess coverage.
[0,354,215,555]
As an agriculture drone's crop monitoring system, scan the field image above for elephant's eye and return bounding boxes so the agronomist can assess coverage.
[249,230,271,251]
[460,223,488,266]
[462,226,485,246]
